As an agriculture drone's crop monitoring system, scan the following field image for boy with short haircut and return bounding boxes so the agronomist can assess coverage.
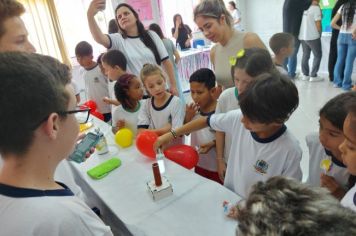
[75,41,111,122]
[155,72,302,198]
[269,32,294,75]
[0,52,113,235]
[185,68,220,183]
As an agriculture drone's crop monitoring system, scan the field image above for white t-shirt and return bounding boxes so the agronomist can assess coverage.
[306,132,349,189]
[108,31,169,77]
[299,5,322,41]
[215,87,239,162]
[275,64,288,75]
[231,9,242,30]
[208,109,302,198]
[137,95,185,146]
[83,65,111,114]
[338,5,356,33]
[112,101,142,136]
[191,111,217,172]
[341,184,356,212]
[71,80,80,96]
[0,182,113,236]
[108,80,117,114]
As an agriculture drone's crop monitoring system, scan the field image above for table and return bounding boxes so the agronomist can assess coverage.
[69,117,240,236]
[177,47,212,92]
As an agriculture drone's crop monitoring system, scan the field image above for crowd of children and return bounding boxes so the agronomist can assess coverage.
[2,0,356,235]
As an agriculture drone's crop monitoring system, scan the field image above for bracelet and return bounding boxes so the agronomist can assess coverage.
[170,129,178,139]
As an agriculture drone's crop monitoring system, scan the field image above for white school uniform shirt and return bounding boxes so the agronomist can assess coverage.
[191,111,217,172]
[215,87,239,163]
[338,5,356,33]
[299,5,322,41]
[112,101,143,136]
[306,132,349,189]
[108,31,169,77]
[137,95,185,146]
[0,182,113,236]
[208,109,302,198]
[341,184,356,212]
[108,80,117,114]
[83,65,111,114]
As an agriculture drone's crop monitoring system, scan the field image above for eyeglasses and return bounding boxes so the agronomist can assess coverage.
[229,49,245,66]
[59,106,91,124]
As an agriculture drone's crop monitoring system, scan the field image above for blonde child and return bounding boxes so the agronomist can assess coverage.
[112,74,143,135]
[185,68,220,183]
[307,92,356,199]
[216,48,275,181]
[137,64,185,145]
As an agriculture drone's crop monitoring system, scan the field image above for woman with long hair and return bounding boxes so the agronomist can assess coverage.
[172,14,192,50]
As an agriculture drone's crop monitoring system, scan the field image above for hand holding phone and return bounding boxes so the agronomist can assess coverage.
[69,132,100,163]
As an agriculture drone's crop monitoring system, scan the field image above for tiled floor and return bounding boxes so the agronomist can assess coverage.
[185,75,347,182]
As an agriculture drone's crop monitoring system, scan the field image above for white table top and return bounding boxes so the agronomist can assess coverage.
[69,117,240,236]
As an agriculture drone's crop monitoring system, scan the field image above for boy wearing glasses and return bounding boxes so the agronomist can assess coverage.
[0,52,113,235]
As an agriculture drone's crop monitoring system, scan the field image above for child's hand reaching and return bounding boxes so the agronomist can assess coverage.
[185,103,199,122]
[320,173,346,200]
[116,119,125,130]
[103,96,111,104]
[198,140,215,154]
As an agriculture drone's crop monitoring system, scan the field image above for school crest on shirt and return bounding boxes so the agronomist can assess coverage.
[254,160,269,175]
[94,77,99,83]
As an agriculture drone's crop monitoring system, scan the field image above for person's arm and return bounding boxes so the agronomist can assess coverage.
[153,116,208,151]
[87,0,110,48]
[243,32,267,49]
[173,49,181,64]
[210,45,216,69]
[315,20,322,34]
[103,96,120,106]
[173,27,179,40]
[161,59,178,96]
[331,13,342,30]
[216,131,227,181]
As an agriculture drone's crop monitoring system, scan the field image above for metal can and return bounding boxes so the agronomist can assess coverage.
[95,129,109,155]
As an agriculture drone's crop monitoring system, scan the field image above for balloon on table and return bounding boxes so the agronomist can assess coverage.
[163,144,199,169]
[91,110,104,121]
[115,128,134,148]
[136,130,158,159]
[83,100,97,111]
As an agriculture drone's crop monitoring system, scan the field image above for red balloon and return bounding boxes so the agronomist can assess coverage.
[136,131,158,159]
[84,100,97,112]
[91,110,104,121]
[163,144,199,169]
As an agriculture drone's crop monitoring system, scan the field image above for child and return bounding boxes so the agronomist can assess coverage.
[112,74,144,135]
[101,49,127,111]
[307,92,356,200]
[185,68,220,183]
[269,32,295,75]
[340,100,356,211]
[75,41,111,122]
[298,0,323,82]
[154,72,302,198]
[215,48,275,181]
[0,52,113,235]
[137,64,185,146]
[148,23,184,103]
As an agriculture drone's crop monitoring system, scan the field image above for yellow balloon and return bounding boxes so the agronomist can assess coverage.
[115,128,133,148]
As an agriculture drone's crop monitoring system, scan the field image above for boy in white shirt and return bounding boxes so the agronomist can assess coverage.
[299,0,323,82]
[0,52,113,235]
[155,72,302,198]
[185,68,220,183]
[75,41,111,121]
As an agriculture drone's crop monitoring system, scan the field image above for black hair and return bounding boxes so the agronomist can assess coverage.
[148,23,165,39]
[231,48,275,78]
[97,53,104,65]
[115,3,161,65]
[189,68,216,89]
[75,41,93,57]
[228,1,236,9]
[101,50,127,70]
[114,74,138,110]
[0,52,70,156]
[239,72,299,124]
[269,32,294,55]
[108,18,119,34]
[173,14,184,29]
[319,92,356,130]
[342,0,356,28]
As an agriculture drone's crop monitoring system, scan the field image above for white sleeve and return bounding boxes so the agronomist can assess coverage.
[112,106,121,127]
[337,5,344,14]
[107,33,124,50]
[148,30,169,61]
[208,109,241,133]
[170,97,185,129]
[137,99,151,128]
[282,147,303,181]
[314,7,322,21]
